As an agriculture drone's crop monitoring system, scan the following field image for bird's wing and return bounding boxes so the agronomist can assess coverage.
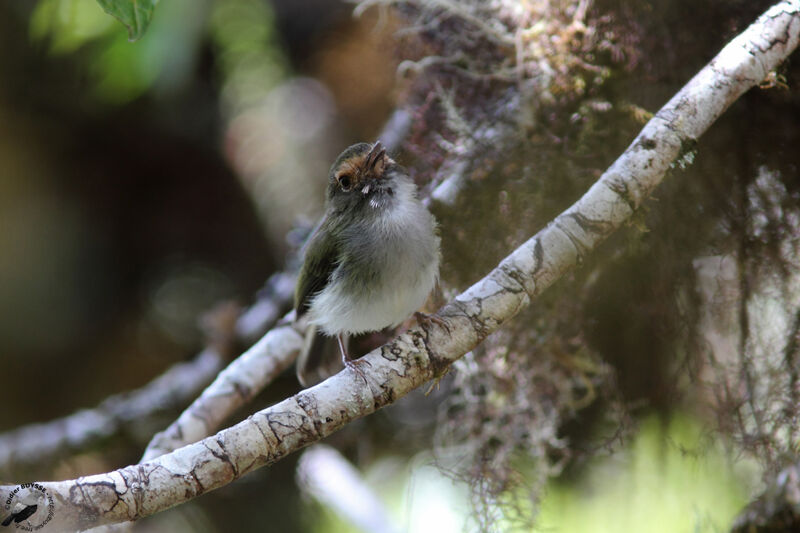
[294,220,339,318]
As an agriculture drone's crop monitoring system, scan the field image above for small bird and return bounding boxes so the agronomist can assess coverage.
[294,141,440,386]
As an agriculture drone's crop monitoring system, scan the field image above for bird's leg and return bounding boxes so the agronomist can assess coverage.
[414,311,451,334]
[337,334,348,361]
[337,333,370,383]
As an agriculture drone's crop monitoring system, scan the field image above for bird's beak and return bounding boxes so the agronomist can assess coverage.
[362,141,386,195]
[366,141,386,174]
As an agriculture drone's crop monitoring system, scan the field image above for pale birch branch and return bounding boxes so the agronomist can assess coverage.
[140,321,303,462]
[1,2,798,530]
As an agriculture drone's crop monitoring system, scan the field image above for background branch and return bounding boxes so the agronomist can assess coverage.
[0,271,296,474]
[0,349,222,474]
[297,445,402,533]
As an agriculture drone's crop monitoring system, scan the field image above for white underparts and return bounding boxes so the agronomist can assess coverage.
[309,178,440,336]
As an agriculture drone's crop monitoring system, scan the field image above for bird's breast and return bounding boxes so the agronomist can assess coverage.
[309,194,440,336]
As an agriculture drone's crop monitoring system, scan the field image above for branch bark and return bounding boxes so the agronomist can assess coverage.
[1,1,798,530]
[140,321,303,462]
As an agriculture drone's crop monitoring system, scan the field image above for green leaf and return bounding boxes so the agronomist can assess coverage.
[95,0,159,41]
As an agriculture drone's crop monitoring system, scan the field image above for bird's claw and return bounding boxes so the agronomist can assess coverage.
[344,358,371,384]
[414,311,451,335]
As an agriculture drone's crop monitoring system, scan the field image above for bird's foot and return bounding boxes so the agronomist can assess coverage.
[343,357,371,384]
[414,311,451,335]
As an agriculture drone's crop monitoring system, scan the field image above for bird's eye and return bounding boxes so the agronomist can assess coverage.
[338,174,352,191]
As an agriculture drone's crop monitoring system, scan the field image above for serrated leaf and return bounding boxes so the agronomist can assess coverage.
[95,0,159,41]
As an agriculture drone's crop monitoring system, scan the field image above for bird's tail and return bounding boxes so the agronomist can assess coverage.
[296,325,346,387]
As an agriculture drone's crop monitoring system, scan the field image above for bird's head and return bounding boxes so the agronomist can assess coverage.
[326,141,401,213]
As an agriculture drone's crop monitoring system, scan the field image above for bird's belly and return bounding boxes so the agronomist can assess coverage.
[308,258,438,336]
[308,193,440,337]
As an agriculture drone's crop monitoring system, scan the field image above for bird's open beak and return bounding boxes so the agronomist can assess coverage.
[361,141,386,195]
[366,141,386,173]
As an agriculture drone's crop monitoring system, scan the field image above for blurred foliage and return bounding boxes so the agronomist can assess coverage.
[303,415,750,533]
[209,0,287,116]
[30,0,114,52]
[95,0,159,41]
[535,415,753,533]
[31,0,205,102]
